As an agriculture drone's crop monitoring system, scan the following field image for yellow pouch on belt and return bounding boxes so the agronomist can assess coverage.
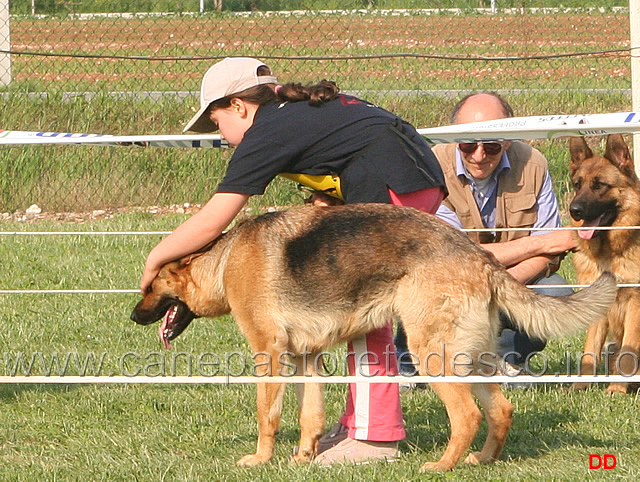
[278,173,344,200]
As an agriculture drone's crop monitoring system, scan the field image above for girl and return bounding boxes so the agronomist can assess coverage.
[141,57,446,465]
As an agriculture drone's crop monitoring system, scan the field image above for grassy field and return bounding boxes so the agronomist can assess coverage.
[1,212,640,480]
[0,90,634,213]
[1,7,634,212]
[1,5,639,479]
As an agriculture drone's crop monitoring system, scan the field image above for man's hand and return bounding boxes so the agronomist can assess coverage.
[538,229,579,255]
[308,191,345,207]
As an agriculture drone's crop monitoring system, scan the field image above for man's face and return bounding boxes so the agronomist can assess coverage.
[454,94,512,179]
[458,141,505,179]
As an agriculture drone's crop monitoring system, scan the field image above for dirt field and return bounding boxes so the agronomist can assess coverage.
[8,12,632,87]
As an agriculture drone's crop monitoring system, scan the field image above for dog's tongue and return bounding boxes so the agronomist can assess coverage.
[577,214,605,240]
[159,306,177,350]
[578,228,596,240]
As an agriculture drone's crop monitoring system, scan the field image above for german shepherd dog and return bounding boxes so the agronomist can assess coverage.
[131,203,616,471]
[569,134,640,394]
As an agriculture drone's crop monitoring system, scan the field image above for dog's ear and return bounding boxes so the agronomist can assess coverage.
[569,136,593,169]
[178,239,218,267]
[158,260,182,278]
[604,134,634,176]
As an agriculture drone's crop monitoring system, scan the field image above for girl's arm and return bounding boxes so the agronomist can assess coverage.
[140,192,251,292]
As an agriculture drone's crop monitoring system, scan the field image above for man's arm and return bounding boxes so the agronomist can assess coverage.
[437,201,577,271]
[480,229,576,268]
[435,172,577,283]
[481,169,577,276]
[503,254,558,284]
[435,202,464,230]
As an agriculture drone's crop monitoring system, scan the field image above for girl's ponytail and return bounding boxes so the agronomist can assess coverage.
[276,80,339,106]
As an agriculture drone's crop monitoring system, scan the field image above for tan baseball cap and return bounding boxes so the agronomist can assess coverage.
[183,57,278,133]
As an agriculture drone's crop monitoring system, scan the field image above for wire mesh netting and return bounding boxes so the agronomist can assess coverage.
[0,1,634,213]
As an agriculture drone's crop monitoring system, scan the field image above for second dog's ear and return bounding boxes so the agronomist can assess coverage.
[604,134,634,176]
[569,136,593,168]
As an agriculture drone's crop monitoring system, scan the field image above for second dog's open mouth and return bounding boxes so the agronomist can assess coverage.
[577,214,604,240]
[577,211,617,240]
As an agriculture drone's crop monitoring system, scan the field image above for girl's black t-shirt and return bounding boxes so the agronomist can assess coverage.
[216,95,445,204]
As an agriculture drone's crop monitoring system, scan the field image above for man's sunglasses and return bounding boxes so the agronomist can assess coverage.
[458,142,504,155]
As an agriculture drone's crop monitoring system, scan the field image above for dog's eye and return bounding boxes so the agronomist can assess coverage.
[573,179,582,190]
[592,179,607,191]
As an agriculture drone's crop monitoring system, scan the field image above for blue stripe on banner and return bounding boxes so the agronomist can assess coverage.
[625,113,636,122]
[193,140,201,148]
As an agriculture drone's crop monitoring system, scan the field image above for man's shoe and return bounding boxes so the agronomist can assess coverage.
[313,438,399,466]
[317,422,349,454]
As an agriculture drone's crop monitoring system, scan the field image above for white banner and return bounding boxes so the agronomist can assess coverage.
[0,129,226,148]
[2,112,640,147]
[418,111,640,143]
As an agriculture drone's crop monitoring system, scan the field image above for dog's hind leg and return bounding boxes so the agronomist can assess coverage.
[292,355,325,463]
[464,383,513,465]
[420,381,482,472]
[417,343,482,472]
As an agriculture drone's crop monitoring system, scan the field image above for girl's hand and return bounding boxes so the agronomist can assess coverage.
[138,192,250,294]
[140,256,162,294]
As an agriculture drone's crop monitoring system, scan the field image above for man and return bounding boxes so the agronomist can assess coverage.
[397,92,577,380]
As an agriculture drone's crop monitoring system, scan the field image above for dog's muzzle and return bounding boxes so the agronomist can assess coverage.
[131,298,198,350]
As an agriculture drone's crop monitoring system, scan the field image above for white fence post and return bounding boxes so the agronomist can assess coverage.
[631,0,640,169]
[0,0,11,87]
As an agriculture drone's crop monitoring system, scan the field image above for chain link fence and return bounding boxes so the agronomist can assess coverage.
[0,1,634,213]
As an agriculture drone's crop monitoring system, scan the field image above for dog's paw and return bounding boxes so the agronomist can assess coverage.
[236,453,271,467]
[464,451,485,465]
[464,452,481,465]
[606,384,628,395]
[291,451,314,464]
[419,460,454,472]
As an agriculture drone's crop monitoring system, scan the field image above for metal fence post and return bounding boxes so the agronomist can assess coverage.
[631,0,640,169]
[0,0,11,87]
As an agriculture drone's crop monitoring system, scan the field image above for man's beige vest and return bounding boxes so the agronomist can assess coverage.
[433,141,548,244]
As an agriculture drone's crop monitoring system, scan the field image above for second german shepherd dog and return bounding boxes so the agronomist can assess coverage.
[131,203,616,471]
[569,134,640,394]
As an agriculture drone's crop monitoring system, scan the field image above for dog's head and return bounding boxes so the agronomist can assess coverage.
[568,134,637,240]
[130,259,200,350]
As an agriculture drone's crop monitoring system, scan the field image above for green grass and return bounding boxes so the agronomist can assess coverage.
[1,5,639,478]
[0,90,634,213]
[1,382,638,479]
[1,213,640,479]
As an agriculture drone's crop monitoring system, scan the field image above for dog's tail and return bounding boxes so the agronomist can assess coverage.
[491,270,617,340]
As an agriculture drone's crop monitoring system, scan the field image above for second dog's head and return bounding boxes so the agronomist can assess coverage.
[569,134,638,240]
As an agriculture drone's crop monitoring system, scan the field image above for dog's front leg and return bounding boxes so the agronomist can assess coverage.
[292,356,325,463]
[237,381,286,466]
[571,317,609,391]
[607,309,640,394]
